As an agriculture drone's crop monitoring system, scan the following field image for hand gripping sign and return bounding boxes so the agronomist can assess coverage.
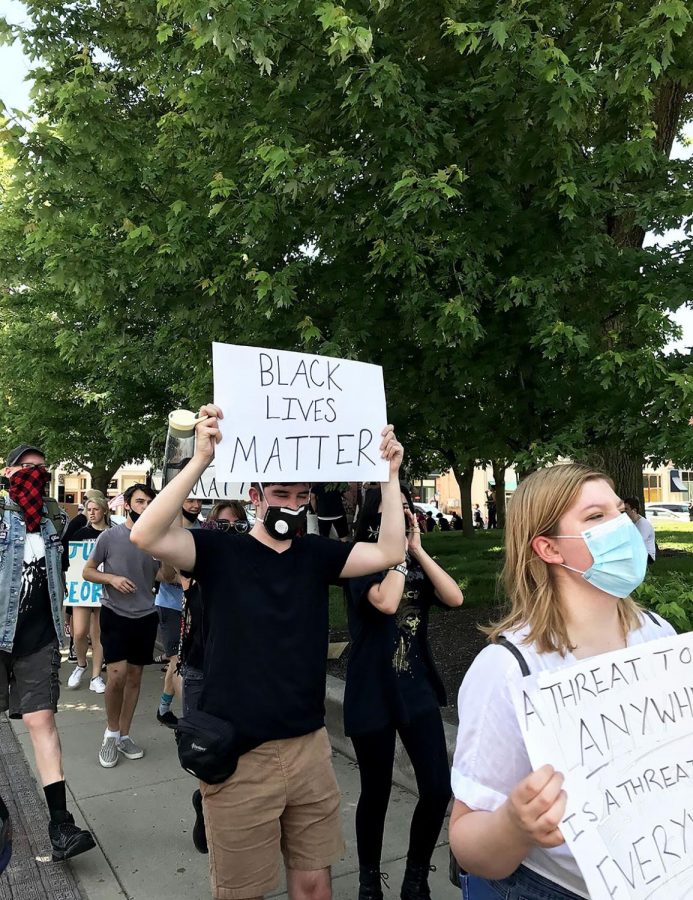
[509,632,693,900]
[212,342,389,482]
[64,541,103,607]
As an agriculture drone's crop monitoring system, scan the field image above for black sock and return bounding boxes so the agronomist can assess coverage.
[44,781,68,822]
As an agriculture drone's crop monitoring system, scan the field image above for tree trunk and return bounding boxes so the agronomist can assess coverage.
[492,459,507,528]
[89,462,119,495]
[452,458,476,538]
[583,449,645,510]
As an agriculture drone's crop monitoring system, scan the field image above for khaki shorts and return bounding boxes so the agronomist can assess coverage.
[201,727,344,900]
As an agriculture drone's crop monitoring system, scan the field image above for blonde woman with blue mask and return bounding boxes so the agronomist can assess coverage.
[449,464,673,900]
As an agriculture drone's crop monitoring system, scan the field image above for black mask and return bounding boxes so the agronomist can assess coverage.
[260,503,308,541]
[181,508,199,523]
[128,509,140,524]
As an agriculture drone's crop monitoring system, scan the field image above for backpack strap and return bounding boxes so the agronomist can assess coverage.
[42,498,67,537]
[496,635,531,676]
[643,609,661,627]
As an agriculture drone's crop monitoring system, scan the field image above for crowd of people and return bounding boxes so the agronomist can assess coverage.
[0,417,673,900]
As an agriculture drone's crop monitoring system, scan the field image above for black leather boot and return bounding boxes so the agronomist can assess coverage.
[400,859,433,900]
[359,865,386,900]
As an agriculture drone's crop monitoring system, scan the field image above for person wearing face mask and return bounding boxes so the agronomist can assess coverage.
[345,485,463,900]
[0,444,96,861]
[154,496,203,728]
[130,403,407,900]
[83,483,160,768]
[449,464,674,900]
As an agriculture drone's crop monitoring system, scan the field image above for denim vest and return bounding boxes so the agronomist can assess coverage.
[0,500,66,653]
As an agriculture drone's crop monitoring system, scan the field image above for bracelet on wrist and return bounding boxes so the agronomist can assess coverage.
[389,563,408,577]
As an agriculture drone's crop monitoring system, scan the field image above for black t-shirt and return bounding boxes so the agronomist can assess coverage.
[72,525,107,541]
[180,581,205,671]
[343,558,447,736]
[311,484,346,519]
[191,530,352,744]
[62,513,87,571]
[14,533,55,658]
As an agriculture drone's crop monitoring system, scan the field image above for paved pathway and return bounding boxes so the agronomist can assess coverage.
[0,715,83,900]
[5,656,459,900]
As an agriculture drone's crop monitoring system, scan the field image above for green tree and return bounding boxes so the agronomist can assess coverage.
[1,0,691,498]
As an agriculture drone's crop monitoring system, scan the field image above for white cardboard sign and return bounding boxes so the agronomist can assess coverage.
[189,468,250,502]
[510,632,693,900]
[212,342,389,482]
[64,541,102,607]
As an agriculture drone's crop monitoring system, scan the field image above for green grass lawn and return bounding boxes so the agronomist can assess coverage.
[329,522,693,633]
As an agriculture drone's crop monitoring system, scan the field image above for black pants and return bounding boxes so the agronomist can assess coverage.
[351,708,451,868]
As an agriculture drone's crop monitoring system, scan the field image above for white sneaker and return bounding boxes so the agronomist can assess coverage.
[67,665,87,690]
[89,675,106,694]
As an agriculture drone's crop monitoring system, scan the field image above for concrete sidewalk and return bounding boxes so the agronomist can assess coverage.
[8,656,460,900]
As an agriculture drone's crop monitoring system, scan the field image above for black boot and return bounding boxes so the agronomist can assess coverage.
[359,865,386,900]
[400,859,433,900]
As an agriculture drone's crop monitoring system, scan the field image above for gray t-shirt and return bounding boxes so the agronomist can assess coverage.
[88,524,159,619]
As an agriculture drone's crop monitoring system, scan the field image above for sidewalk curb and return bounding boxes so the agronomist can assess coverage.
[325,675,457,796]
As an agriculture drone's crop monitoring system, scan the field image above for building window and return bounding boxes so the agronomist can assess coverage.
[643,474,662,503]
[109,480,118,489]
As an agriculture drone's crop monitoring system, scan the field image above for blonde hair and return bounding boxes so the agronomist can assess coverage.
[485,463,642,655]
[85,496,111,526]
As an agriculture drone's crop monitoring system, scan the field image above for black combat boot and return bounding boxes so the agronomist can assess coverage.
[400,859,433,900]
[359,865,387,900]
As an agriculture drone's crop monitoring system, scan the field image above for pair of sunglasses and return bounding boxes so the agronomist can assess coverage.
[215,520,250,535]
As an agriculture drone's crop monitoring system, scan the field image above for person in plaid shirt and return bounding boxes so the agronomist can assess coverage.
[0,444,95,862]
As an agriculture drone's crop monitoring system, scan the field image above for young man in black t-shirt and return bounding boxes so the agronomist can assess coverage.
[131,404,406,900]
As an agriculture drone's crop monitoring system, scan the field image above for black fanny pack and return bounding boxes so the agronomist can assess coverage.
[175,708,242,784]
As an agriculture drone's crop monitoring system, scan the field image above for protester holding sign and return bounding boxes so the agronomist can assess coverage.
[130,400,406,900]
[345,485,463,900]
[66,497,111,694]
[448,464,674,900]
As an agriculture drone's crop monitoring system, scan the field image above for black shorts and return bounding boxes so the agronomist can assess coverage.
[100,606,158,667]
[0,640,61,719]
[157,606,182,658]
[318,516,349,539]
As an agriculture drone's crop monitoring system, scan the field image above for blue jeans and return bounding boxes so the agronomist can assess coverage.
[460,866,584,900]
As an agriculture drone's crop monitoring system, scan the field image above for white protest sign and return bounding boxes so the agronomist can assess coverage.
[212,342,389,482]
[510,631,693,900]
[64,541,102,607]
[189,467,250,502]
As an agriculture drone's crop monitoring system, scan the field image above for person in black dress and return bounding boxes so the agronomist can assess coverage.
[345,485,464,900]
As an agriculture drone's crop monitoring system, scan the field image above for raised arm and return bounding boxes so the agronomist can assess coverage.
[341,426,405,578]
[130,404,222,570]
[407,512,463,607]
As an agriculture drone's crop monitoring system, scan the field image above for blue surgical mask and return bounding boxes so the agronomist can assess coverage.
[555,513,648,598]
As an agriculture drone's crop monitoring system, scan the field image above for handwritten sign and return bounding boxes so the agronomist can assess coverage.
[64,541,102,607]
[212,342,389,482]
[510,632,693,900]
[189,469,250,502]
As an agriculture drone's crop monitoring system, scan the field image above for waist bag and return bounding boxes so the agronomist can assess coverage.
[175,708,241,784]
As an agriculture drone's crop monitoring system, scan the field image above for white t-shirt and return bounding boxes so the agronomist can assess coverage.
[451,611,675,898]
[634,515,656,559]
